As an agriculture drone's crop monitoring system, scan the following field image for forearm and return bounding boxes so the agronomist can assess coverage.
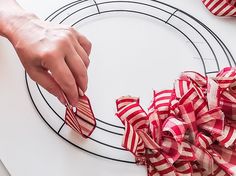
[0,0,37,43]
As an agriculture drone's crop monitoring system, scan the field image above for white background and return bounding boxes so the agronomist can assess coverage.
[0,0,236,175]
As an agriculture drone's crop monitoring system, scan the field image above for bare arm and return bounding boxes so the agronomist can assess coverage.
[0,0,91,106]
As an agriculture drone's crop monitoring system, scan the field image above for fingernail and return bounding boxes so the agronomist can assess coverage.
[71,101,80,107]
[78,88,84,96]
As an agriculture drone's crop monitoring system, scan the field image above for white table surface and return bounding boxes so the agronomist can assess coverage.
[0,0,236,176]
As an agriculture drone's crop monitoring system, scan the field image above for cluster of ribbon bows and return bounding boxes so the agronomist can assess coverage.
[202,0,236,16]
[63,67,236,176]
[115,67,236,176]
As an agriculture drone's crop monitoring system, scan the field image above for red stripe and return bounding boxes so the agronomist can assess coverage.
[199,134,210,147]
[123,122,131,149]
[130,126,137,153]
[219,126,234,144]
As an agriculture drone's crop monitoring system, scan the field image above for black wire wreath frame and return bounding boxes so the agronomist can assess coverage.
[25,0,235,164]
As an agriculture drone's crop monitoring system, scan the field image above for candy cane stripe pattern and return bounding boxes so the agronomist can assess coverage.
[174,80,191,99]
[116,67,236,176]
[178,141,196,162]
[65,95,96,138]
[202,0,236,16]
[153,90,173,120]
[116,98,148,130]
[122,121,145,158]
[65,107,82,134]
[116,96,139,111]
[175,161,193,175]
[162,116,186,142]
[216,125,236,147]
[196,133,213,149]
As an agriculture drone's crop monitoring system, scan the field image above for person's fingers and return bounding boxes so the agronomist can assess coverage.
[65,47,88,93]
[70,28,92,55]
[27,68,66,105]
[73,43,90,68]
[77,34,92,56]
[46,58,79,107]
[67,29,90,68]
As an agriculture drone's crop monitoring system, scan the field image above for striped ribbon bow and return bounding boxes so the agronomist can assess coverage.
[116,67,236,176]
[202,0,236,16]
[64,95,96,138]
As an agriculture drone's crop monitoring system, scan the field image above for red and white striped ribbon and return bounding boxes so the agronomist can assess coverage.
[149,112,162,145]
[216,125,236,147]
[196,132,213,149]
[175,161,193,175]
[64,95,96,138]
[116,67,236,176]
[162,116,186,142]
[209,145,236,175]
[191,144,214,175]
[122,121,146,159]
[178,141,196,162]
[202,0,236,16]
[179,102,198,142]
[149,90,174,120]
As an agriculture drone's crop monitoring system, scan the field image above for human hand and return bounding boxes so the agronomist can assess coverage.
[6,14,92,106]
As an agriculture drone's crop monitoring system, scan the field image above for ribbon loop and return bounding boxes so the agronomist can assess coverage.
[65,95,96,138]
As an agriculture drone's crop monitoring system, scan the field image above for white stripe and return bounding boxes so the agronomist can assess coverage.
[216,169,226,176]
[157,162,171,171]
[199,137,207,148]
[182,150,193,157]
[177,164,189,171]
[204,135,213,145]
[150,154,165,163]
[222,91,236,102]
[156,106,169,111]
[154,99,169,106]
[183,81,189,94]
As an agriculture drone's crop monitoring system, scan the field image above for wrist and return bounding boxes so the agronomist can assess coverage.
[0,9,38,43]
